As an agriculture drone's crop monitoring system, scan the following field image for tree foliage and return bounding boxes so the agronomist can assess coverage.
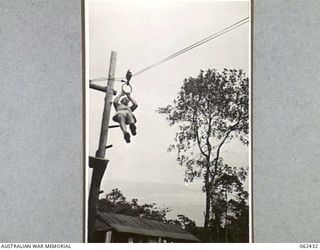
[158,68,249,181]
[158,68,249,227]
[209,164,249,242]
[167,214,197,232]
[98,188,170,222]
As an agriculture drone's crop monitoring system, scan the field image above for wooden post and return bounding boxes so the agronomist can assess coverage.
[88,51,117,242]
[96,51,117,158]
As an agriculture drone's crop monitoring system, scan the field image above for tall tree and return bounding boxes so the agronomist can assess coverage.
[158,69,249,227]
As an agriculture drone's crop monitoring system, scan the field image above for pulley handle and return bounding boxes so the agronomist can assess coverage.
[122,83,133,94]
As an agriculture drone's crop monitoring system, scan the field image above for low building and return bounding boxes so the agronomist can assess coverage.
[95,211,199,243]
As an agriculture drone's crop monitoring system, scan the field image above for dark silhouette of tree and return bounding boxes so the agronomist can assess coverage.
[209,164,249,242]
[227,196,249,242]
[167,214,197,232]
[158,68,249,227]
[98,188,170,222]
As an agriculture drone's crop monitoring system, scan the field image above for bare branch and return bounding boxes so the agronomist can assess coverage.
[196,127,209,158]
[193,105,209,158]
[206,117,213,155]
[209,118,242,187]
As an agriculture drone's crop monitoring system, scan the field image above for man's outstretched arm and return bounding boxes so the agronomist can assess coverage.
[113,90,124,109]
[127,93,138,111]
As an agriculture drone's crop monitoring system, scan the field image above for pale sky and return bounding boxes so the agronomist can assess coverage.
[88,0,250,225]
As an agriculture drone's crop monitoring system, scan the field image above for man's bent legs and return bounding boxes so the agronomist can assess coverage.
[118,115,127,133]
[118,115,130,143]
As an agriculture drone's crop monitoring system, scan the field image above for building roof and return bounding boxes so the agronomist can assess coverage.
[96,211,199,242]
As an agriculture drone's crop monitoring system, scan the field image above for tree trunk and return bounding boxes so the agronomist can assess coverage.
[204,159,211,228]
[204,187,211,228]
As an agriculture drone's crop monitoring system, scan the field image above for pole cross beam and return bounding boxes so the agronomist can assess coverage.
[89,82,117,96]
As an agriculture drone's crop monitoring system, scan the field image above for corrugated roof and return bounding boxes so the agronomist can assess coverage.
[96,211,199,242]
[95,217,112,231]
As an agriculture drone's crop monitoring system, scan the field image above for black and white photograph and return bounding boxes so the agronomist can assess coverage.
[3,0,320,246]
[87,0,251,243]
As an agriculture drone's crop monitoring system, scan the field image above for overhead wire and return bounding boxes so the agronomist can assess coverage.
[89,16,249,83]
[132,17,249,77]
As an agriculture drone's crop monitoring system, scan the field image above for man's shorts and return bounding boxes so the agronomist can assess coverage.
[112,110,136,124]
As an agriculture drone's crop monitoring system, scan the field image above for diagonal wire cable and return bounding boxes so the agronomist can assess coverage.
[90,17,249,83]
[132,17,249,77]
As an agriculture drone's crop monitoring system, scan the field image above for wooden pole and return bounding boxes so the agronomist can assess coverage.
[96,51,117,158]
[88,51,117,242]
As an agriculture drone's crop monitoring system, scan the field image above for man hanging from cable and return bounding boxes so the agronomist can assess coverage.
[112,89,138,143]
